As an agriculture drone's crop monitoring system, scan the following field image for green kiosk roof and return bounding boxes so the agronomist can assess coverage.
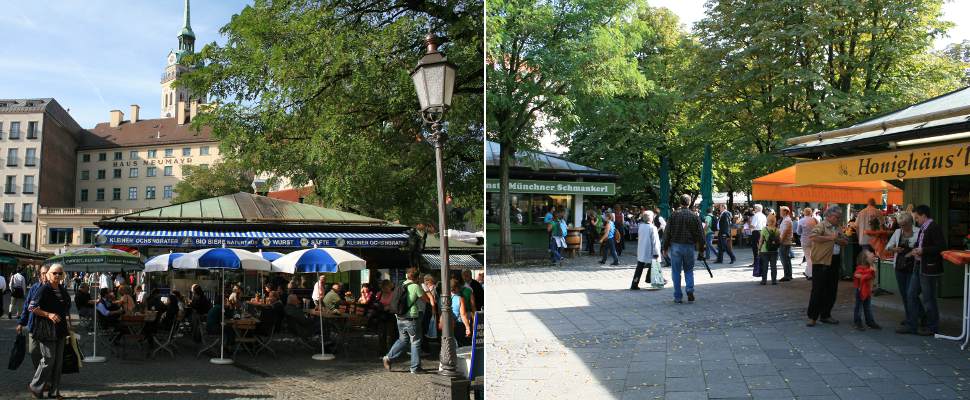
[103,192,395,226]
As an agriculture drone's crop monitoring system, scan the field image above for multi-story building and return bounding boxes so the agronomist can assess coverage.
[0,99,83,250]
[74,110,219,209]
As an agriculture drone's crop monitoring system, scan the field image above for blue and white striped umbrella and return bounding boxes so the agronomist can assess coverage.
[173,248,271,271]
[259,251,285,262]
[144,252,186,273]
[270,248,366,274]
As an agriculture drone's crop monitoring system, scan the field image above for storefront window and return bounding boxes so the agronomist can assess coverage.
[486,192,573,227]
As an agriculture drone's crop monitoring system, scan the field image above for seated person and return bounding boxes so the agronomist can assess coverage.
[96,289,125,333]
[145,289,163,312]
[227,285,242,310]
[284,294,319,337]
[322,284,345,312]
[358,285,373,306]
[206,301,235,346]
[143,292,180,348]
[115,285,136,314]
[257,292,285,335]
[75,283,95,320]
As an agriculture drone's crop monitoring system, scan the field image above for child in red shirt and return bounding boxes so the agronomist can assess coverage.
[853,249,881,331]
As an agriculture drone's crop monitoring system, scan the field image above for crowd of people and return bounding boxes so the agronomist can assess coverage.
[6,261,485,397]
[557,195,945,338]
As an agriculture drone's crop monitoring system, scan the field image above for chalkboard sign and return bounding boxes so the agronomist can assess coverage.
[468,311,484,380]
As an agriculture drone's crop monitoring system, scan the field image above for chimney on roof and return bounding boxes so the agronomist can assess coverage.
[189,100,198,121]
[176,100,186,125]
[109,110,124,128]
[130,104,140,123]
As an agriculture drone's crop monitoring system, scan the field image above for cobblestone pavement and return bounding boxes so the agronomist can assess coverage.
[487,245,970,400]
[0,317,441,399]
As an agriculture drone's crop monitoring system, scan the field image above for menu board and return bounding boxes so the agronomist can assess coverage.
[468,311,484,380]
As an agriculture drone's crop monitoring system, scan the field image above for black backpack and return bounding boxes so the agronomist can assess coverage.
[388,282,414,316]
[765,229,781,252]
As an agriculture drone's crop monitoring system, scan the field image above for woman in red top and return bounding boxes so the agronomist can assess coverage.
[853,249,880,331]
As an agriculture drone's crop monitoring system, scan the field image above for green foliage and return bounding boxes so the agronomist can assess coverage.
[173,161,254,203]
[179,0,482,225]
[487,0,650,261]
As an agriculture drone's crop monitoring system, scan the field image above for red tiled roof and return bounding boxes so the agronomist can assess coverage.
[80,117,216,150]
[267,187,315,203]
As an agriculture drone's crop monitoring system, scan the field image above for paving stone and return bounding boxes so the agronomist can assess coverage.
[830,386,884,400]
[706,382,750,398]
[745,374,788,390]
[666,376,706,392]
[664,391,708,400]
[749,388,795,399]
[909,383,961,399]
[820,373,866,388]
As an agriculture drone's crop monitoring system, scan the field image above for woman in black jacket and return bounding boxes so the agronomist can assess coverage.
[27,264,71,399]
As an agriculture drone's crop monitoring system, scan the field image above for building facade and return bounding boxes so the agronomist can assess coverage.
[75,115,219,209]
[35,207,137,255]
[0,99,83,250]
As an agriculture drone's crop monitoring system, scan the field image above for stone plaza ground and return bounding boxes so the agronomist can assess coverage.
[487,245,970,399]
[0,316,440,399]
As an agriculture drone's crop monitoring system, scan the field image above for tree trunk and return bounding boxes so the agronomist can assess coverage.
[499,140,514,264]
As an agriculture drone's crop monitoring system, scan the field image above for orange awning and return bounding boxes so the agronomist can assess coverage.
[752,166,903,204]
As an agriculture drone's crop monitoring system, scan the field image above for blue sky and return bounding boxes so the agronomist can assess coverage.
[0,1,250,128]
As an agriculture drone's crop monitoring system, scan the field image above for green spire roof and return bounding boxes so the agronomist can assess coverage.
[179,0,195,38]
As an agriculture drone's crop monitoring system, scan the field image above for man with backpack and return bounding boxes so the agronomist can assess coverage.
[381,267,432,374]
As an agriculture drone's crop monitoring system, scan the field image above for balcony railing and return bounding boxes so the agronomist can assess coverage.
[39,207,141,216]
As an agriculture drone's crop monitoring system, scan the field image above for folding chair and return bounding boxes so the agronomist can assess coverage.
[253,323,278,358]
[196,321,222,358]
[152,314,181,359]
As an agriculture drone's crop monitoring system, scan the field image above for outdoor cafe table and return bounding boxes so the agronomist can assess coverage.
[936,250,970,349]
[119,312,156,358]
[229,318,260,356]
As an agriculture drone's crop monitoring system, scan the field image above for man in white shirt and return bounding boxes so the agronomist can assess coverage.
[312,275,327,306]
[8,270,26,319]
[750,204,767,274]
[855,198,884,252]
[99,273,111,290]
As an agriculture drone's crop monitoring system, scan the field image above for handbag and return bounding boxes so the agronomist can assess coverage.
[649,259,666,288]
[31,316,57,342]
[7,332,26,370]
[61,333,82,374]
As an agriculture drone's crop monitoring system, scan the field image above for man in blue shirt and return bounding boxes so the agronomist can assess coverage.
[16,265,48,368]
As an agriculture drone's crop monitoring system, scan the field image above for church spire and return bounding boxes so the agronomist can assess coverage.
[177,0,195,55]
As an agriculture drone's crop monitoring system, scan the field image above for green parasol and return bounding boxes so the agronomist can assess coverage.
[44,248,145,272]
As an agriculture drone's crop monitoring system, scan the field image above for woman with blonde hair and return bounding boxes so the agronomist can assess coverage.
[758,214,781,285]
[797,207,817,280]
[27,264,71,399]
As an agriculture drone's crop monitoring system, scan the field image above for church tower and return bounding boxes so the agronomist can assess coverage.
[160,0,198,121]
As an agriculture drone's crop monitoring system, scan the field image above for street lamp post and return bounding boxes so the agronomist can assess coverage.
[411,33,459,377]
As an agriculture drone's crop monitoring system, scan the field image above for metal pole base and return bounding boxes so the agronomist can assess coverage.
[210,357,234,365]
[438,336,459,376]
[312,353,335,361]
[83,356,106,363]
[430,374,471,400]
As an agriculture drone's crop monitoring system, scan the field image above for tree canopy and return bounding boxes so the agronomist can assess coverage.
[173,161,254,203]
[180,0,482,226]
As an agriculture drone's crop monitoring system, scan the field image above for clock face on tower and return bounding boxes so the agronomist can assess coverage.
[168,53,176,66]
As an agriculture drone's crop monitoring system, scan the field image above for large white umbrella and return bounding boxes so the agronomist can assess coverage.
[271,247,366,360]
[173,247,271,365]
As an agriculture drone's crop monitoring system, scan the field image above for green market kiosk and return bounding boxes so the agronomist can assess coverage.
[781,86,970,299]
[485,141,617,257]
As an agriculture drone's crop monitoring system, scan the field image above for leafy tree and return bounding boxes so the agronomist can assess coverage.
[487,0,648,262]
[173,161,254,203]
[694,0,964,192]
[180,0,482,225]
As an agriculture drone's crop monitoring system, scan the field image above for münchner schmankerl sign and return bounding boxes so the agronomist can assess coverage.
[485,179,615,196]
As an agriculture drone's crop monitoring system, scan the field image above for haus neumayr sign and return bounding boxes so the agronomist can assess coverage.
[485,179,615,196]
[795,141,970,185]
